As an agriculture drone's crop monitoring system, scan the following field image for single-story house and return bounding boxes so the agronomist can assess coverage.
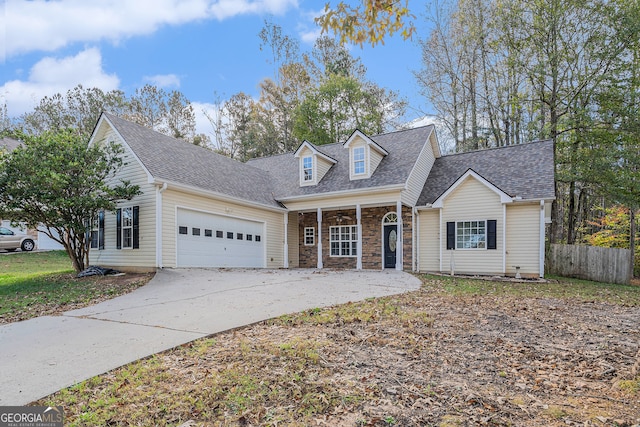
[89,112,555,277]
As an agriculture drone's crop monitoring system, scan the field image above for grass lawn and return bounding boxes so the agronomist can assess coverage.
[0,251,152,323]
[36,274,640,426]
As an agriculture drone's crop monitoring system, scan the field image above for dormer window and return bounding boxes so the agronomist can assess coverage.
[344,130,388,181]
[294,140,337,187]
[353,147,365,175]
[303,156,313,182]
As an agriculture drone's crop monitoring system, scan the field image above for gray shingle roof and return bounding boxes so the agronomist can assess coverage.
[0,137,22,152]
[248,125,435,199]
[417,139,555,205]
[103,113,282,208]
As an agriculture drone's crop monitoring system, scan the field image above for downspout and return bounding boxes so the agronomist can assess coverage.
[439,209,443,273]
[539,200,545,278]
[503,204,507,275]
[283,212,289,268]
[356,204,362,270]
[412,207,418,272]
[156,182,168,268]
[396,200,403,271]
[317,207,323,269]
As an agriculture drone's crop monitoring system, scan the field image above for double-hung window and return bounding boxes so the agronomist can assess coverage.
[117,206,139,250]
[353,147,365,175]
[89,211,104,250]
[330,225,358,257]
[303,156,313,182]
[121,207,134,249]
[304,227,315,246]
[457,220,486,249]
[447,219,496,250]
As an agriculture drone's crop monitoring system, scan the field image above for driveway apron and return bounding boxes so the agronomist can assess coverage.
[0,269,421,405]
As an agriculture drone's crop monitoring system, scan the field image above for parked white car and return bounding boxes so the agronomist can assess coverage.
[0,226,36,252]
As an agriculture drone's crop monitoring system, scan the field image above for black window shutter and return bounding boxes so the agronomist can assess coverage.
[98,210,105,250]
[133,206,140,249]
[487,220,497,250]
[116,208,122,249]
[446,222,455,250]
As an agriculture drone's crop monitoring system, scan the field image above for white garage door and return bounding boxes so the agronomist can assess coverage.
[177,209,265,268]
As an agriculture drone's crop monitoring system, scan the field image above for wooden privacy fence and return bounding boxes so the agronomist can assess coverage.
[547,244,632,285]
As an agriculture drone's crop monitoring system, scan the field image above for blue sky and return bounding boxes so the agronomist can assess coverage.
[1,0,434,137]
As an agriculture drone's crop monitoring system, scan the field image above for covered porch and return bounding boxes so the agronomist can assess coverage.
[286,203,413,271]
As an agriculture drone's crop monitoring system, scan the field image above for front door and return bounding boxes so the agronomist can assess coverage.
[383,224,397,268]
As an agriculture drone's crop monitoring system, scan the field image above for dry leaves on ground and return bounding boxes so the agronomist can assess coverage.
[43,278,640,426]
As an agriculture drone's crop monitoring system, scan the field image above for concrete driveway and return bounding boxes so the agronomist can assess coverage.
[0,268,421,405]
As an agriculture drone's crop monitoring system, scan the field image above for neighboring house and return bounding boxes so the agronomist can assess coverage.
[89,112,555,277]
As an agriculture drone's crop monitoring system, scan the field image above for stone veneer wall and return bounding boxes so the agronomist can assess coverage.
[297,205,413,270]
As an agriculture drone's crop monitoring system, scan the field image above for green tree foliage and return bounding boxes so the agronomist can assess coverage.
[20,85,128,137]
[212,28,406,157]
[316,0,416,47]
[416,0,638,248]
[582,206,640,276]
[0,130,140,272]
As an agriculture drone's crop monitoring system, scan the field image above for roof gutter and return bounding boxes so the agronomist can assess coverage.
[277,183,406,203]
[152,179,287,213]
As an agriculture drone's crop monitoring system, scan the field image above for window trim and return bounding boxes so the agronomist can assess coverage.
[329,225,358,257]
[116,206,139,250]
[302,155,313,182]
[304,227,315,246]
[89,211,105,250]
[353,146,365,175]
[446,219,498,251]
[121,206,134,249]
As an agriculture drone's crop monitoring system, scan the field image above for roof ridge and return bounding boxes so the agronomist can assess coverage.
[442,139,552,158]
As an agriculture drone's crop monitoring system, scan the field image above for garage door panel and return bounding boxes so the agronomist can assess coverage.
[177,209,265,268]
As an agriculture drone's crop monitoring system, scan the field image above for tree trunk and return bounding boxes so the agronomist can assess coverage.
[567,181,576,244]
[631,207,637,279]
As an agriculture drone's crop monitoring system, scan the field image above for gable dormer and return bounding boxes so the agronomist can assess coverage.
[343,130,388,180]
[293,141,337,186]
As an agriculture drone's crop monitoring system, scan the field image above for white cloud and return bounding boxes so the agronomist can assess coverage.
[192,101,218,138]
[299,28,322,44]
[296,7,325,45]
[0,48,119,117]
[144,74,181,89]
[3,0,299,60]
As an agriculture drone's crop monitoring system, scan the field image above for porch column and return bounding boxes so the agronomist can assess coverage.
[396,201,403,271]
[283,212,289,269]
[317,207,323,269]
[356,204,362,270]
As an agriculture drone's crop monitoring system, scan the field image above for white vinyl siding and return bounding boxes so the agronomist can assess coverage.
[89,128,156,270]
[441,177,503,275]
[161,189,285,268]
[506,203,540,276]
[418,209,439,272]
[402,130,437,206]
[370,148,384,174]
[316,157,333,182]
[287,211,299,268]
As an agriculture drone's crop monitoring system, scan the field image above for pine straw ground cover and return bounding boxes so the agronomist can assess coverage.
[37,275,640,426]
